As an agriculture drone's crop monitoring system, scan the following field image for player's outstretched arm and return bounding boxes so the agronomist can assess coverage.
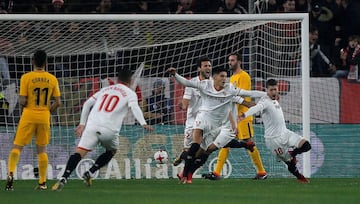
[238,102,265,121]
[167,67,198,88]
[167,67,177,76]
[241,100,256,108]
[238,89,267,98]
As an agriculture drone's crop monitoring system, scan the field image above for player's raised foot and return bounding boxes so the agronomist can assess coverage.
[297,174,309,183]
[52,177,67,191]
[202,172,221,181]
[34,182,47,190]
[245,141,255,152]
[82,171,92,187]
[253,172,268,180]
[173,156,183,166]
[5,174,14,191]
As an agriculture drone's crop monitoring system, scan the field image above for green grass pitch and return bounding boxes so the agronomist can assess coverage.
[1,178,359,204]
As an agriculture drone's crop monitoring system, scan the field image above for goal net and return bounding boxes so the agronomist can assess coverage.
[0,14,313,180]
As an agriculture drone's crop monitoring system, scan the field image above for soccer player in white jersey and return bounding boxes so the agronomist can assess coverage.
[173,56,212,166]
[168,66,266,183]
[238,79,311,183]
[52,68,153,191]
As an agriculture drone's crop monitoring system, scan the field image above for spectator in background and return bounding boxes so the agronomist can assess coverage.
[0,0,13,13]
[281,0,296,13]
[310,26,332,77]
[140,79,173,125]
[48,0,66,13]
[346,35,360,81]
[173,0,195,14]
[216,0,247,14]
[310,2,335,60]
[331,35,359,78]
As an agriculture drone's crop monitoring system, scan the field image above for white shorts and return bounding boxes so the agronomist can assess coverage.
[78,125,119,151]
[193,112,222,133]
[200,125,235,150]
[183,126,192,149]
[265,129,303,162]
[200,127,220,150]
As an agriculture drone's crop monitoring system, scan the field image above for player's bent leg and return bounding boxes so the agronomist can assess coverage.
[285,161,309,183]
[52,151,84,191]
[183,143,200,179]
[223,139,255,152]
[89,150,115,173]
[62,152,83,179]
[83,150,115,187]
[292,140,311,158]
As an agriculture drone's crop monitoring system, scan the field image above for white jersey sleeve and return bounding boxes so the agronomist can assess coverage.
[174,73,203,89]
[79,94,98,125]
[244,96,268,118]
[129,100,147,126]
[183,86,193,100]
[232,96,244,104]
[238,89,267,98]
[245,96,287,138]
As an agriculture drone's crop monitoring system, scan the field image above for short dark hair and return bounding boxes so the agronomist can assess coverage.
[33,50,47,67]
[229,52,242,61]
[196,56,211,68]
[309,25,318,34]
[118,67,133,84]
[212,66,227,75]
[266,79,277,87]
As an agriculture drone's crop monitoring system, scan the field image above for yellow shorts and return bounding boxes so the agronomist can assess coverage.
[14,120,50,146]
[236,121,254,140]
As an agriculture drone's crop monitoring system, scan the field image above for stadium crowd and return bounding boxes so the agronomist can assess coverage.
[0,0,360,78]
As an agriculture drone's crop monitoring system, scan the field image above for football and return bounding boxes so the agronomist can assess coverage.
[154,150,168,164]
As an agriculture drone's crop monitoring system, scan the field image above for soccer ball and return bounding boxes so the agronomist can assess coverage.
[154,150,168,164]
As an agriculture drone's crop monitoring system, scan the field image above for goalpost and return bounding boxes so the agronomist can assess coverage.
[0,14,310,179]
